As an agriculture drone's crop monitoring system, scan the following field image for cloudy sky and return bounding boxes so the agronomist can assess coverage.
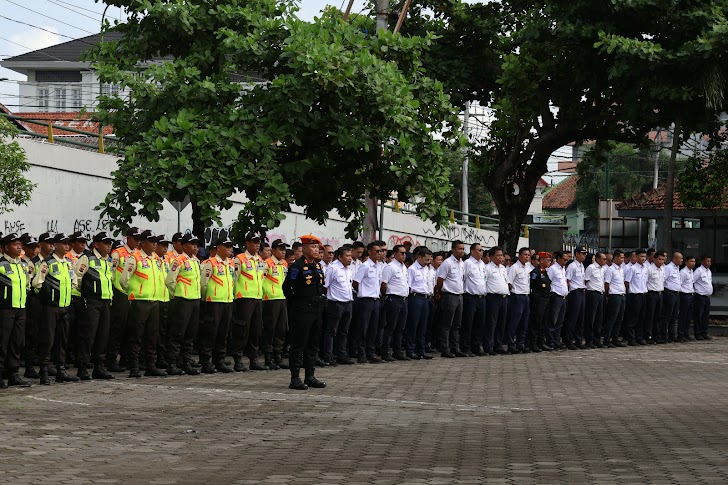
[0,0,374,108]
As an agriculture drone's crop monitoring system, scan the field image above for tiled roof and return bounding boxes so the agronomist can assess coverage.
[12,112,113,136]
[2,33,123,63]
[537,177,549,188]
[542,175,578,210]
[616,184,727,211]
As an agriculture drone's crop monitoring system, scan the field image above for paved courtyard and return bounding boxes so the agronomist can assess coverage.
[2,339,728,484]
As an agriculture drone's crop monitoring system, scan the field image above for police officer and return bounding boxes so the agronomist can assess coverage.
[165,234,202,375]
[20,234,40,379]
[0,233,32,388]
[167,233,184,261]
[199,237,236,374]
[107,227,141,372]
[154,236,173,369]
[261,239,290,370]
[120,230,167,378]
[66,231,89,367]
[231,232,267,371]
[528,252,552,352]
[283,234,326,390]
[32,233,79,384]
[73,232,115,380]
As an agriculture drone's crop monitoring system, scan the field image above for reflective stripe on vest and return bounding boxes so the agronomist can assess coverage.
[174,255,201,300]
[128,252,163,301]
[66,251,82,297]
[0,259,28,309]
[206,258,234,303]
[262,258,287,301]
[159,256,170,302]
[234,254,263,299]
[112,246,131,294]
[40,259,72,308]
[81,255,113,300]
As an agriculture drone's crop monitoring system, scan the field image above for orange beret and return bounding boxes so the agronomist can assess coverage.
[538,252,552,259]
[300,234,322,245]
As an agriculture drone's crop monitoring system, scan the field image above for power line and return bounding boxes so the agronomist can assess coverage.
[50,0,106,17]
[2,0,95,34]
[45,0,102,22]
[0,15,83,42]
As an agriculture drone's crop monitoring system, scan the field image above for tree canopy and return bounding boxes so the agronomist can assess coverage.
[90,0,460,239]
[0,117,35,216]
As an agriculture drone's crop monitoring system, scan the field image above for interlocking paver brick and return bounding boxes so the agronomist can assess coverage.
[2,338,728,483]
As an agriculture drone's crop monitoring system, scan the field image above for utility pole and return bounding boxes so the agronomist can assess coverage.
[662,118,682,252]
[648,127,661,247]
[461,102,470,224]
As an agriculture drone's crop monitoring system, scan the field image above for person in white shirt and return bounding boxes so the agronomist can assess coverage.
[645,250,667,344]
[352,242,384,363]
[677,256,696,341]
[546,251,569,349]
[564,247,588,350]
[323,246,355,366]
[583,251,606,348]
[404,248,435,359]
[435,240,466,358]
[346,241,366,359]
[484,246,510,354]
[506,247,532,353]
[624,248,648,345]
[380,245,411,360]
[662,252,683,343]
[319,245,334,277]
[603,250,627,347]
[461,243,487,356]
[693,255,714,340]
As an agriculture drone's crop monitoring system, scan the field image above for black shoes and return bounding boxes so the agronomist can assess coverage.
[56,365,80,383]
[182,361,200,375]
[367,355,383,364]
[145,361,167,377]
[265,353,281,370]
[233,357,248,372]
[304,369,326,389]
[106,355,126,373]
[566,343,578,351]
[441,351,455,358]
[24,366,40,379]
[336,356,355,365]
[393,352,411,361]
[357,355,369,364]
[289,369,308,390]
[39,366,51,385]
[249,359,269,371]
[200,359,217,374]
[406,353,421,360]
[382,353,396,362]
[77,364,92,381]
[7,372,31,387]
[273,353,289,369]
[215,360,234,374]
[314,357,328,367]
[453,350,468,358]
[166,364,184,376]
[419,353,434,360]
[92,363,115,379]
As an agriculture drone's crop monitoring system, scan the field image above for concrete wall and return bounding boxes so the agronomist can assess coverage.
[3,138,528,251]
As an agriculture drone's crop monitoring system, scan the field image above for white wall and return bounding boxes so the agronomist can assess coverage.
[3,138,528,251]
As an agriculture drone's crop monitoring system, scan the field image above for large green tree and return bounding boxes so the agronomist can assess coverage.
[90,1,460,239]
[0,117,35,216]
[400,0,728,253]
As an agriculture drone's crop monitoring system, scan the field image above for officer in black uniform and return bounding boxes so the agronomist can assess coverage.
[528,252,553,352]
[283,235,326,390]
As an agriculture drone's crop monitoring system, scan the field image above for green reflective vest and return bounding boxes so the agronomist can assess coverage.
[112,246,132,294]
[234,253,263,300]
[127,251,164,302]
[39,255,72,308]
[262,257,287,301]
[0,258,28,309]
[205,257,234,303]
[174,254,201,300]
[80,254,113,300]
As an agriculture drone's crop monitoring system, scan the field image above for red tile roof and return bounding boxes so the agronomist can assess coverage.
[12,112,113,136]
[543,175,578,210]
[616,184,727,211]
[537,177,549,188]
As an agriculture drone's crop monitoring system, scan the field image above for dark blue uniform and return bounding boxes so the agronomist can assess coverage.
[283,257,325,372]
[529,267,551,351]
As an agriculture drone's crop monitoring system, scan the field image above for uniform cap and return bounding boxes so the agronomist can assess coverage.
[38,232,54,243]
[158,235,173,244]
[538,251,552,259]
[52,233,71,243]
[181,234,199,245]
[126,226,142,237]
[69,231,88,241]
[0,233,23,245]
[574,246,588,254]
[93,232,114,243]
[171,232,184,243]
[244,232,262,241]
[111,240,123,250]
[213,237,234,247]
[23,236,39,246]
[271,239,288,249]
[139,230,163,242]
[300,234,322,245]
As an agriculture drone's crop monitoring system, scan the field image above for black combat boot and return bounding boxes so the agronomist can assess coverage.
[145,359,167,377]
[200,358,217,374]
[128,356,142,378]
[304,368,326,389]
[92,362,114,379]
[233,356,247,372]
[39,365,51,385]
[76,363,92,381]
[215,358,234,373]
[289,368,308,390]
[24,366,40,379]
[181,360,200,375]
[56,364,80,383]
[273,352,289,369]
[249,357,268,371]
[7,369,31,387]
[106,354,126,373]
[156,356,170,369]
[166,363,184,376]
[265,353,280,370]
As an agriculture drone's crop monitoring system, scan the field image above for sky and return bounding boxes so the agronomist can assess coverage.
[0,0,371,108]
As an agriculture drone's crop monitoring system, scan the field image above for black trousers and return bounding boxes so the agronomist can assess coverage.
[288,297,324,370]
[231,298,262,359]
[23,294,40,364]
[78,298,111,364]
[167,298,200,364]
[357,297,379,358]
[67,296,85,361]
[677,293,693,338]
[38,305,69,366]
[324,300,353,357]
[157,300,170,361]
[625,293,646,341]
[644,291,663,341]
[564,289,585,344]
[485,294,508,351]
[462,294,486,353]
[693,295,711,337]
[439,293,463,352]
[199,301,232,362]
[107,290,130,359]
[262,299,288,354]
[127,300,160,362]
[0,308,25,372]
[584,291,604,342]
[382,296,408,354]
[528,294,550,346]
[546,294,566,348]
[661,290,679,341]
[604,294,626,339]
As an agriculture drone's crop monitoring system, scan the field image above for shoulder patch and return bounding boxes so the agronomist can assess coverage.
[289,267,300,280]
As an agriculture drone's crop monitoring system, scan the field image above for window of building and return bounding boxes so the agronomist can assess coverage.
[37,87,50,110]
[71,88,82,109]
[36,71,82,83]
[101,83,120,96]
[55,88,67,110]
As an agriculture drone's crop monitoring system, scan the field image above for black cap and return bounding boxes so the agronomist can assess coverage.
[23,235,39,246]
[52,233,71,243]
[181,234,199,245]
[111,240,122,250]
[271,239,288,249]
[158,235,172,244]
[126,226,142,237]
[0,233,23,245]
[244,232,262,241]
[38,232,54,243]
[574,246,588,254]
[69,231,88,242]
[171,232,184,243]
[93,232,114,243]
[213,237,234,247]
[139,229,163,242]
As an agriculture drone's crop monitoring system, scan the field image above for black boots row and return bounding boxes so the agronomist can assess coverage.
[288,368,326,391]
[0,369,32,389]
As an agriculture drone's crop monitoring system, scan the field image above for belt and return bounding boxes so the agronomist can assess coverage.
[648,290,663,295]
[411,293,433,299]
[550,293,567,300]
[571,288,586,292]
[487,293,508,299]
[359,296,380,300]
[441,291,462,296]
[387,294,408,300]
[665,288,679,293]
[465,293,485,299]
[586,290,604,294]
[680,292,694,296]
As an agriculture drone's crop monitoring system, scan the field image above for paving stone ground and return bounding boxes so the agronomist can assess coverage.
[2,338,728,484]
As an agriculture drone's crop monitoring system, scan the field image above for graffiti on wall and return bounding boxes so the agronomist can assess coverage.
[384,226,499,252]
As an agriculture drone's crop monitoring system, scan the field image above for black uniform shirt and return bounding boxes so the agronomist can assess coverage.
[283,257,325,298]
[530,267,551,297]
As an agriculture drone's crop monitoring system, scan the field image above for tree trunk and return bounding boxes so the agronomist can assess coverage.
[191,200,206,242]
[662,118,682,252]
[491,185,532,256]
